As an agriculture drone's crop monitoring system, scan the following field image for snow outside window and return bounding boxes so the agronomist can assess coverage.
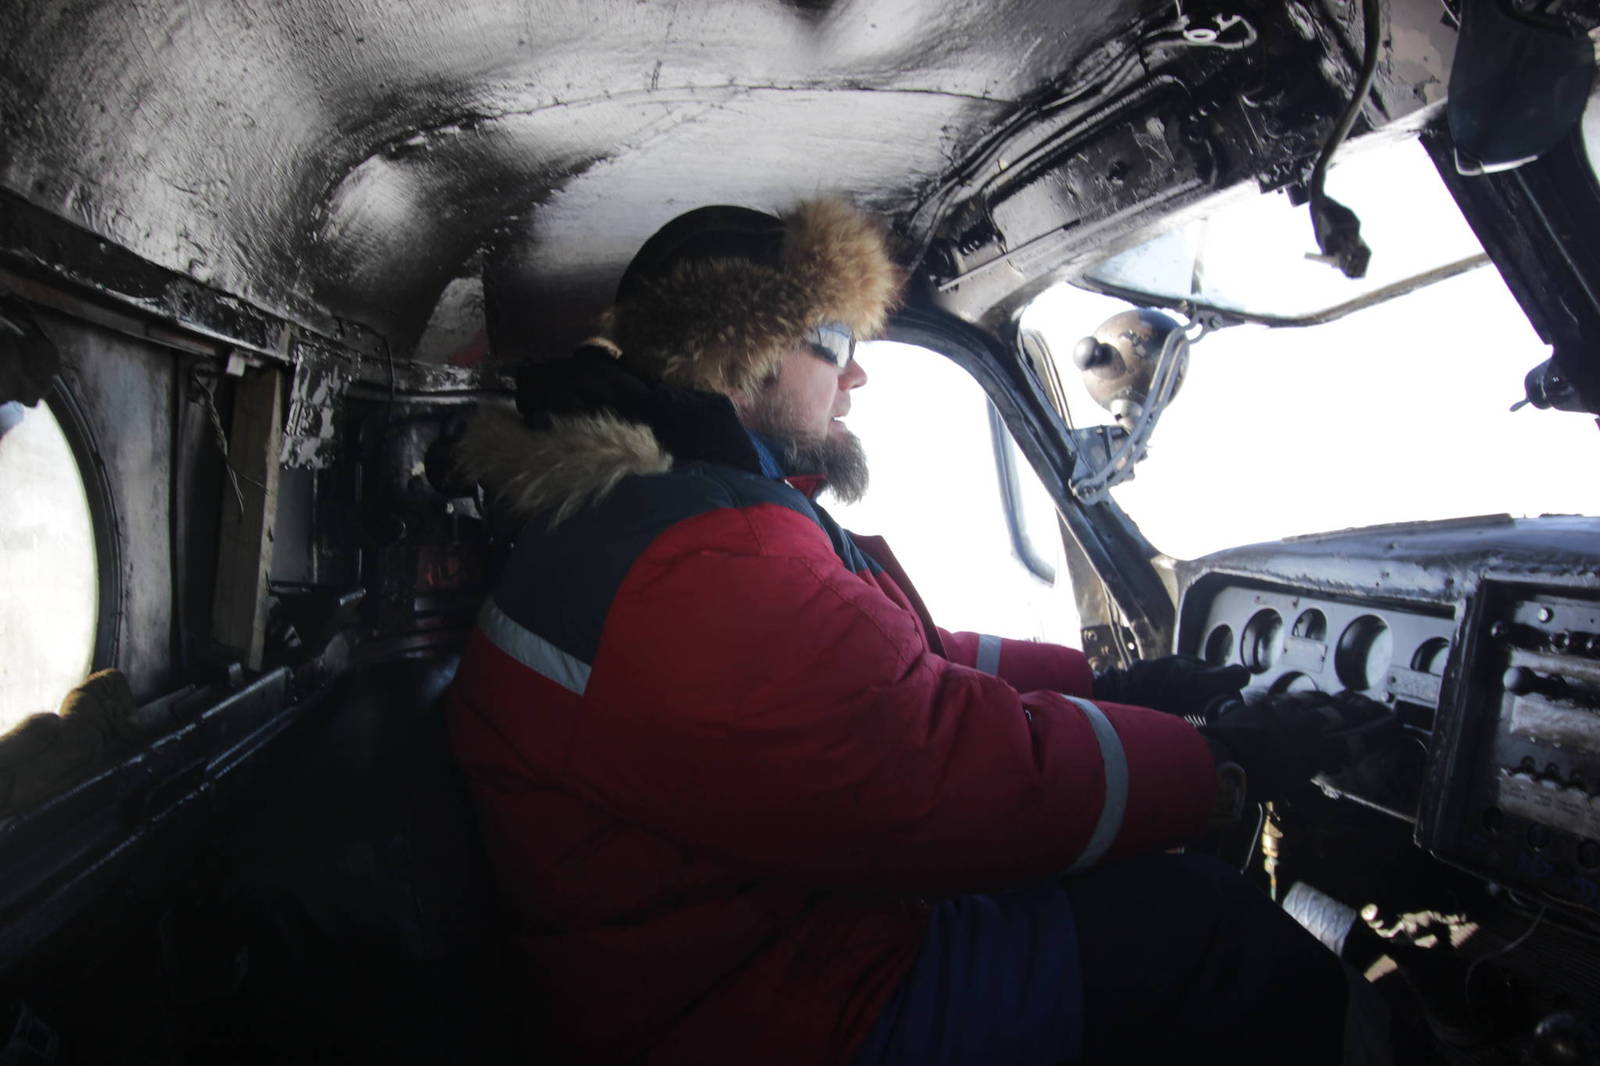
[0,399,100,736]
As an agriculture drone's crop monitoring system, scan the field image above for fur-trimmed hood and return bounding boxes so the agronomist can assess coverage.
[456,345,768,527]
[457,407,672,530]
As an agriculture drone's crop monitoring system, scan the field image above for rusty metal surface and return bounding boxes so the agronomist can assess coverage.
[0,0,1166,362]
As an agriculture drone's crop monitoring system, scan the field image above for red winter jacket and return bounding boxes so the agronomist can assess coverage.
[447,409,1217,1065]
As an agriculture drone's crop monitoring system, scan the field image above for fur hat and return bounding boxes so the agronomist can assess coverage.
[607,198,903,396]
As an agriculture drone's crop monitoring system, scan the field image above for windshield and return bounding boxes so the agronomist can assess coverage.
[1081,136,1489,324]
[1021,265,1600,561]
[825,341,1080,646]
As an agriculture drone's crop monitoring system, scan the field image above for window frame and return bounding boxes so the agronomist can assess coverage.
[884,302,1177,657]
[40,378,122,673]
[987,400,1057,585]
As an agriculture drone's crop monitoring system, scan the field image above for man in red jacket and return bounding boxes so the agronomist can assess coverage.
[449,198,1390,1064]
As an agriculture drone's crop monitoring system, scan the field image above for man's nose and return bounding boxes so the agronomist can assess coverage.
[841,357,868,390]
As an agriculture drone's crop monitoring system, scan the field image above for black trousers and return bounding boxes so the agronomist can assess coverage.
[1071,852,1352,1065]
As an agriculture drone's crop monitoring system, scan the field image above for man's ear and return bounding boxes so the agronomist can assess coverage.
[730,363,782,418]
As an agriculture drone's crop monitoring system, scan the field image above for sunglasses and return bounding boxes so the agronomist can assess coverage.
[804,322,856,370]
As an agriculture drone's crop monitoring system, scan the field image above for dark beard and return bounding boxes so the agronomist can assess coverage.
[743,389,870,504]
[773,427,869,504]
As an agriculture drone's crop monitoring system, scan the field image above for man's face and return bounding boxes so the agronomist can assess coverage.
[737,343,871,502]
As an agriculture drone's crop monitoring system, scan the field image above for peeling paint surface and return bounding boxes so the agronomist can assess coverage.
[0,0,1165,359]
[281,341,355,470]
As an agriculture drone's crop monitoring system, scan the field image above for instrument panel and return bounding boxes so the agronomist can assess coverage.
[1185,581,1451,820]
[1174,515,1600,915]
[1193,585,1455,708]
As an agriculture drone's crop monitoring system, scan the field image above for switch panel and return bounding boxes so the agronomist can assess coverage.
[1421,585,1600,912]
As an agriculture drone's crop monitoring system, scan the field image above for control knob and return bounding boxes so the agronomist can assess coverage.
[1552,631,1600,657]
[1503,667,1571,700]
[1490,620,1540,648]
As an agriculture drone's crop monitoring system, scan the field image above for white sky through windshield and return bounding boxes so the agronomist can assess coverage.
[1022,265,1600,561]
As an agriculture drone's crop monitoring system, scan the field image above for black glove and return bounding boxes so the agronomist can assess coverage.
[1093,654,1250,721]
[1200,690,1398,803]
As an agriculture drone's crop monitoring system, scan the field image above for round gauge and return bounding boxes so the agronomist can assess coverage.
[1203,624,1234,666]
[1240,609,1284,674]
[1411,637,1450,677]
[1335,615,1392,691]
[1270,671,1319,695]
[1292,608,1327,642]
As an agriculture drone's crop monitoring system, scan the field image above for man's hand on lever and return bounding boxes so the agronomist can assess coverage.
[1092,654,1250,723]
[1199,690,1401,818]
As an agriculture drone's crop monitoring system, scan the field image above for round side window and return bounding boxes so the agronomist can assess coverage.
[0,399,100,735]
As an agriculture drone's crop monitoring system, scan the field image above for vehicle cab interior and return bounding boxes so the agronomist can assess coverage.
[2,0,1599,1061]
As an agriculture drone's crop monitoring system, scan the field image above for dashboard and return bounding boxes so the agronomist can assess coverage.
[1174,514,1600,916]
